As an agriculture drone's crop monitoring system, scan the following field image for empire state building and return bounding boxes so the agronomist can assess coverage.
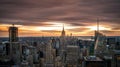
[61,25,65,37]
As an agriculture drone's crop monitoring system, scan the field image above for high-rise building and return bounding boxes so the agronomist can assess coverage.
[45,40,54,67]
[11,42,21,65]
[94,19,107,55]
[8,24,21,65]
[60,25,66,50]
[9,24,18,42]
[61,25,65,37]
[66,45,80,67]
[59,25,67,67]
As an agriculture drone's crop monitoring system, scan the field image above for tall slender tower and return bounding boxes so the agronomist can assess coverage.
[9,24,18,42]
[60,25,67,67]
[97,18,99,32]
[94,18,99,54]
[60,24,66,51]
[94,18,102,55]
[61,25,65,37]
[94,18,100,43]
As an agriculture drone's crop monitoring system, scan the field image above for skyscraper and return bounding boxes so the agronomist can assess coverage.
[8,24,21,65]
[94,19,107,55]
[60,25,67,67]
[9,24,18,42]
[61,25,65,37]
[60,25,66,50]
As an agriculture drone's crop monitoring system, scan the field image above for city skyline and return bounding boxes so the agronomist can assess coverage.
[0,0,120,37]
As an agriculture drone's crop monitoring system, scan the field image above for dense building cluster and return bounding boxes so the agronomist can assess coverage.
[0,24,120,67]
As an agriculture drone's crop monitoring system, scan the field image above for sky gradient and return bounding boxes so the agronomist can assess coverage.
[0,0,120,37]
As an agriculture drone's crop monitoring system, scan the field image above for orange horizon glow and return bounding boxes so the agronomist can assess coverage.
[87,26,111,31]
[0,23,120,37]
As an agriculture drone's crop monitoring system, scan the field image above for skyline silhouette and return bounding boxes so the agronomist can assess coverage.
[0,0,120,37]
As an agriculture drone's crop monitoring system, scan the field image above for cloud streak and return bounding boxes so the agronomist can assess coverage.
[0,0,120,36]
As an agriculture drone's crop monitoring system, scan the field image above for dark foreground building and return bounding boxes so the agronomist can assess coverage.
[83,56,104,67]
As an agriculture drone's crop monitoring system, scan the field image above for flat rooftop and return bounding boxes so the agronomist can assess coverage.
[67,45,79,48]
[84,56,103,61]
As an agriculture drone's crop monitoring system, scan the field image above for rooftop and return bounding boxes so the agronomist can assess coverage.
[84,56,103,61]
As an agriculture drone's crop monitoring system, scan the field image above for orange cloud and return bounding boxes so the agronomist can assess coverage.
[0,22,120,37]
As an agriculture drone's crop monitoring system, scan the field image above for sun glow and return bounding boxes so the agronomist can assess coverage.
[87,26,111,31]
[35,22,79,31]
[0,22,118,37]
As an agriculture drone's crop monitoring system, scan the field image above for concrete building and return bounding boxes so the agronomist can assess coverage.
[45,40,54,67]
[66,45,80,67]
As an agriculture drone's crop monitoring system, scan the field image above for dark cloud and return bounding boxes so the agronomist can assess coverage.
[0,0,120,27]
[0,19,55,26]
[101,30,120,36]
[68,22,87,26]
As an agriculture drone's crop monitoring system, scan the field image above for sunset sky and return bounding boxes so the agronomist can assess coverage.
[0,0,120,37]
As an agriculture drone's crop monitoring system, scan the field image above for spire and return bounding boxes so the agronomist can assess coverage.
[97,18,99,32]
[94,18,100,55]
[63,24,64,31]
[12,24,15,27]
[61,24,65,37]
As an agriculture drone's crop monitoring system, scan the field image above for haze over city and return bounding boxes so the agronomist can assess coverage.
[0,0,120,67]
[0,0,120,37]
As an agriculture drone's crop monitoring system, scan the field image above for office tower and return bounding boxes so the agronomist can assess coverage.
[60,25,66,62]
[94,19,107,55]
[9,24,18,42]
[45,40,54,67]
[11,42,21,65]
[66,45,80,67]
[94,18,100,52]
[25,46,38,67]
[60,25,67,67]
[8,24,21,65]
[60,25,66,50]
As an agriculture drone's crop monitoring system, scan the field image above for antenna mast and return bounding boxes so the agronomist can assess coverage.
[97,18,99,32]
